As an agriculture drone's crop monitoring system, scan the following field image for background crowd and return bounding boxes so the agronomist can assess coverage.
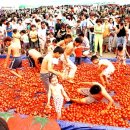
[0,4,130,57]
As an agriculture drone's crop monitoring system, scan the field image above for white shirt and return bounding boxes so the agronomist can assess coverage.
[21,34,29,43]
[83,36,90,48]
[38,28,47,40]
[98,59,115,69]
[128,29,130,41]
[0,26,5,35]
[87,18,96,34]
[11,23,18,30]
[17,24,25,32]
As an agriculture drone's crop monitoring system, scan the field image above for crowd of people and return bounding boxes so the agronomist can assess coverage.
[0,4,130,119]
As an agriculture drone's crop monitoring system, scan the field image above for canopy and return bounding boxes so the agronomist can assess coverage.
[0,0,130,9]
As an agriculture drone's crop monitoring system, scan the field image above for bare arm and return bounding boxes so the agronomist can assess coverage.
[47,85,52,105]
[78,81,98,86]
[4,46,11,68]
[61,85,70,101]
[48,58,64,78]
[102,89,114,110]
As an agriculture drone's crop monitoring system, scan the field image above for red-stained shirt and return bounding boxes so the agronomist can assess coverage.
[75,47,83,57]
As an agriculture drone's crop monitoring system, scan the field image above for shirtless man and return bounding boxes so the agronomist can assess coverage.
[40,46,65,93]
[4,37,22,78]
[27,49,43,68]
[71,81,114,114]
[60,37,78,83]
[57,34,72,50]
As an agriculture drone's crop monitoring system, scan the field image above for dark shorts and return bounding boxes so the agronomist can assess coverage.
[40,73,52,93]
[28,56,35,67]
[9,57,22,69]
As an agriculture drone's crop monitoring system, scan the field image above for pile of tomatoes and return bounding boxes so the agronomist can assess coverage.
[0,59,130,128]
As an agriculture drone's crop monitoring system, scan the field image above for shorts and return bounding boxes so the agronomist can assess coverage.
[9,57,22,69]
[102,66,115,78]
[78,88,97,104]
[28,56,35,67]
[40,73,51,92]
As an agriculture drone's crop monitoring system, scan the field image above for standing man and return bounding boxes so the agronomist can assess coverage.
[87,13,96,53]
[40,46,65,93]
[60,36,78,83]
[38,21,47,54]
[4,37,22,78]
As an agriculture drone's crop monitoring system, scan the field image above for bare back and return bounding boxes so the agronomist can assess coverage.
[64,42,74,56]
[57,40,66,50]
[10,43,21,57]
[28,49,42,60]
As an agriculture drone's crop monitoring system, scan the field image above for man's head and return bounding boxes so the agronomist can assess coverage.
[64,34,72,43]
[90,84,101,95]
[13,29,17,34]
[91,55,99,64]
[78,32,84,39]
[31,25,36,31]
[74,37,82,47]
[41,21,46,29]
[53,46,64,58]
[20,30,26,35]
[52,39,57,46]
[4,37,12,46]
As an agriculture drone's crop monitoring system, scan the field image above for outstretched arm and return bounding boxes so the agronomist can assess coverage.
[78,81,99,86]
[101,89,114,114]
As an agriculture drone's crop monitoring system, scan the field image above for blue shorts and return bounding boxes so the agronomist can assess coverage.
[28,56,35,67]
[9,57,22,69]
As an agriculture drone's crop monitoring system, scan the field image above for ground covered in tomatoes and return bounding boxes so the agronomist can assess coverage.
[0,59,130,128]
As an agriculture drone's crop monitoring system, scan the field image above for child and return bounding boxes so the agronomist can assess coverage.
[74,37,83,65]
[46,74,70,119]
[117,44,129,71]
[91,55,115,87]
[71,81,114,114]
[29,25,38,49]
[20,30,30,52]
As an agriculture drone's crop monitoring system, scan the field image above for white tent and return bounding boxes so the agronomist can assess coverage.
[0,0,130,9]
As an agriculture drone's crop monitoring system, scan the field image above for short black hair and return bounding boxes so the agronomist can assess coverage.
[20,30,26,34]
[13,29,17,33]
[52,39,57,43]
[91,55,98,61]
[90,84,101,95]
[118,44,123,51]
[78,32,84,37]
[37,57,43,64]
[53,46,64,54]
[64,34,72,39]
[49,73,58,83]
[75,37,82,44]
[96,19,102,24]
